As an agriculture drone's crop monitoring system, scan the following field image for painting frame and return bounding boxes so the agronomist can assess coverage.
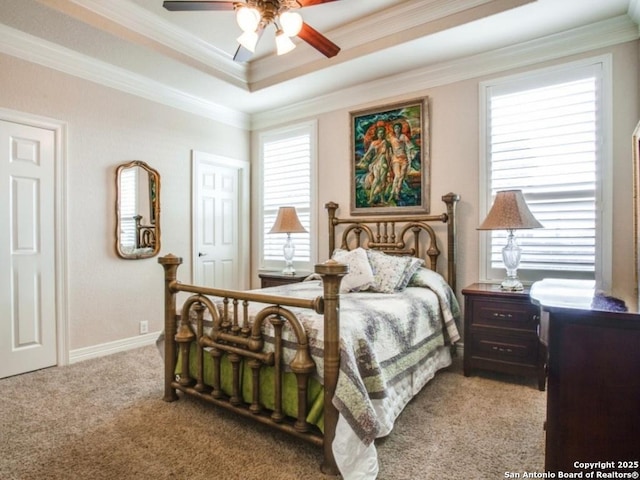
[350,97,430,215]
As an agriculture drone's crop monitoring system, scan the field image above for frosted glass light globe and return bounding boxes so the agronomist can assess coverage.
[236,6,260,32]
[279,11,303,36]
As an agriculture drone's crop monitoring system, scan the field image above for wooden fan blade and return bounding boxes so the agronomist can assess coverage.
[163,1,235,11]
[297,0,341,6]
[297,22,340,58]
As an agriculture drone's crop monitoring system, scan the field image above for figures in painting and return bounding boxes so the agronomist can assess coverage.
[357,125,392,204]
[389,121,417,202]
[355,117,420,208]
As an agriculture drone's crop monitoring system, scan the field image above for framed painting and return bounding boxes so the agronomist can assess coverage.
[350,98,429,215]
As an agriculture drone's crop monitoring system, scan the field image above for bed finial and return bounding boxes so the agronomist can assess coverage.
[441,193,460,293]
[159,254,183,402]
[315,258,348,476]
[325,202,339,256]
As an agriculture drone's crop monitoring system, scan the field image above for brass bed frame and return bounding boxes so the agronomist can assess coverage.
[158,193,459,475]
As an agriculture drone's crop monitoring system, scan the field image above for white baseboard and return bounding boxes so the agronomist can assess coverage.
[68,334,465,364]
[69,331,160,364]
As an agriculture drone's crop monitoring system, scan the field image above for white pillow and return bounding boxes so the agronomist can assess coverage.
[331,247,375,292]
[366,249,412,293]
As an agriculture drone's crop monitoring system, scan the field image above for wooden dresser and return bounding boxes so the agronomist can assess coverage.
[531,281,640,474]
[462,283,545,390]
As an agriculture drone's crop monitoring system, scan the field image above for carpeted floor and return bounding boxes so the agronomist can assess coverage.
[0,345,546,479]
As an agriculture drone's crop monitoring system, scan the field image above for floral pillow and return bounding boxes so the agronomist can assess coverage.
[331,247,375,292]
[366,249,414,293]
[396,256,425,290]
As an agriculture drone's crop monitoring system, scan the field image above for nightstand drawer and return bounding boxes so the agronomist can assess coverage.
[472,299,538,331]
[462,283,546,390]
[470,330,539,363]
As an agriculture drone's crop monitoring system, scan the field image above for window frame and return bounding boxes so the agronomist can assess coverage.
[478,55,613,290]
[258,120,318,273]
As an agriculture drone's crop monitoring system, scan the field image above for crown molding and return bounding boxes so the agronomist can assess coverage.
[0,10,636,132]
[248,0,534,90]
[38,0,248,89]
[252,15,639,130]
[629,0,640,25]
[0,24,250,129]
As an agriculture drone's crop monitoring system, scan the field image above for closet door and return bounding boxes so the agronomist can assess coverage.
[0,120,57,378]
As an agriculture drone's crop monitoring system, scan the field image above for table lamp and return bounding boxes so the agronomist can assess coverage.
[268,206,307,275]
[478,190,542,291]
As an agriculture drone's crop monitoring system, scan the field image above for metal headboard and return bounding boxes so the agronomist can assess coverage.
[326,193,459,292]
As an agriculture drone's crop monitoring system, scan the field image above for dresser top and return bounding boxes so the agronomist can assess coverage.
[462,282,531,299]
[529,278,595,310]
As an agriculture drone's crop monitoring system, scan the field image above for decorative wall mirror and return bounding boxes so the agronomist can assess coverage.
[116,160,160,259]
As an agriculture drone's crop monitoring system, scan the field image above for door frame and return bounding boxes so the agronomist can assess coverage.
[0,108,69,367]
[191,150,250,289]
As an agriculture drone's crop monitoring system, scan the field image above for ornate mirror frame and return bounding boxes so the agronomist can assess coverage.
[115,160,161,259]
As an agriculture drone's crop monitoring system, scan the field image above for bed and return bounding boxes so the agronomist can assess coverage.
[158,193,460,479]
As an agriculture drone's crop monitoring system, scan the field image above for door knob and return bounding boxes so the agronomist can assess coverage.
[198,252,207,257]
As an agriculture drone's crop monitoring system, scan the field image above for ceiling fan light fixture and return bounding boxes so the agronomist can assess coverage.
[275,29,296,55]
[279,11,303,37]
[236,6,260,32]
[237,30,259,52]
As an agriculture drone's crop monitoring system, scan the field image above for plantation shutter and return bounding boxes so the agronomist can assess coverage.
[262,129,312,265]
[486,66,601,276]
[119,167,137,249]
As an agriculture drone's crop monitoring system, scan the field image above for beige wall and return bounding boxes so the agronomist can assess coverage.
[295,41,640,309]
[0,39,637,356]
[0,53,249,351]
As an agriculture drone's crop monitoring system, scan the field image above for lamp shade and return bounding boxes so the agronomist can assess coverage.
[269,206,307,234]
[275,30,296,55]
[237,30,259,52]
[478,190,542,230]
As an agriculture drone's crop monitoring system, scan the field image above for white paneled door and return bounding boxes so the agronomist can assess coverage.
[0,120,57,378]
[193,151,248,290]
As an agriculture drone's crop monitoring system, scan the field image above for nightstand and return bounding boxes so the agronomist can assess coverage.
[462,283,546,391]
[258,271,310,288]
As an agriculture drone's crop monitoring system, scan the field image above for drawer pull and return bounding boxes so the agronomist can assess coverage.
[491,346,513,353]
[492,312,513,319]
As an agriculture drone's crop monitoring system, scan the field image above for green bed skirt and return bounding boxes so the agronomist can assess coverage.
[176,342,325,432]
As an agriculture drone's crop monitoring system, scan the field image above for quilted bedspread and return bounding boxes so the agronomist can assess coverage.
[240,268,461,445]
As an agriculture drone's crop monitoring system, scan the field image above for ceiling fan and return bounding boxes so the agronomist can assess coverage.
[162,0,342,62]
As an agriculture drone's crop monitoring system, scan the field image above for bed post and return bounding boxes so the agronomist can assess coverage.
[315,258,348,476]
[441,192,460,293]
[158,253,183,402]
[326,201,338,256]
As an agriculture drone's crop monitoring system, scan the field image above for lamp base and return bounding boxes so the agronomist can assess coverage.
[281,265,296,275]
[500,276,524,291]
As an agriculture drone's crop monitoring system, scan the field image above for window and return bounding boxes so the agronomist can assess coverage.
[259,121,317,272]
[479,56,612,288]
[119,167,137,249]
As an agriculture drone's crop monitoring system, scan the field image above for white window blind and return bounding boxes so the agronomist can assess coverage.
[119,167,137,248]
[261,125,313,269]
[482,59,610,284]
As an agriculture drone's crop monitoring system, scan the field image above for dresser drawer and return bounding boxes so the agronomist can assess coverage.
[470,330,539,364]
[471,299,538,331]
